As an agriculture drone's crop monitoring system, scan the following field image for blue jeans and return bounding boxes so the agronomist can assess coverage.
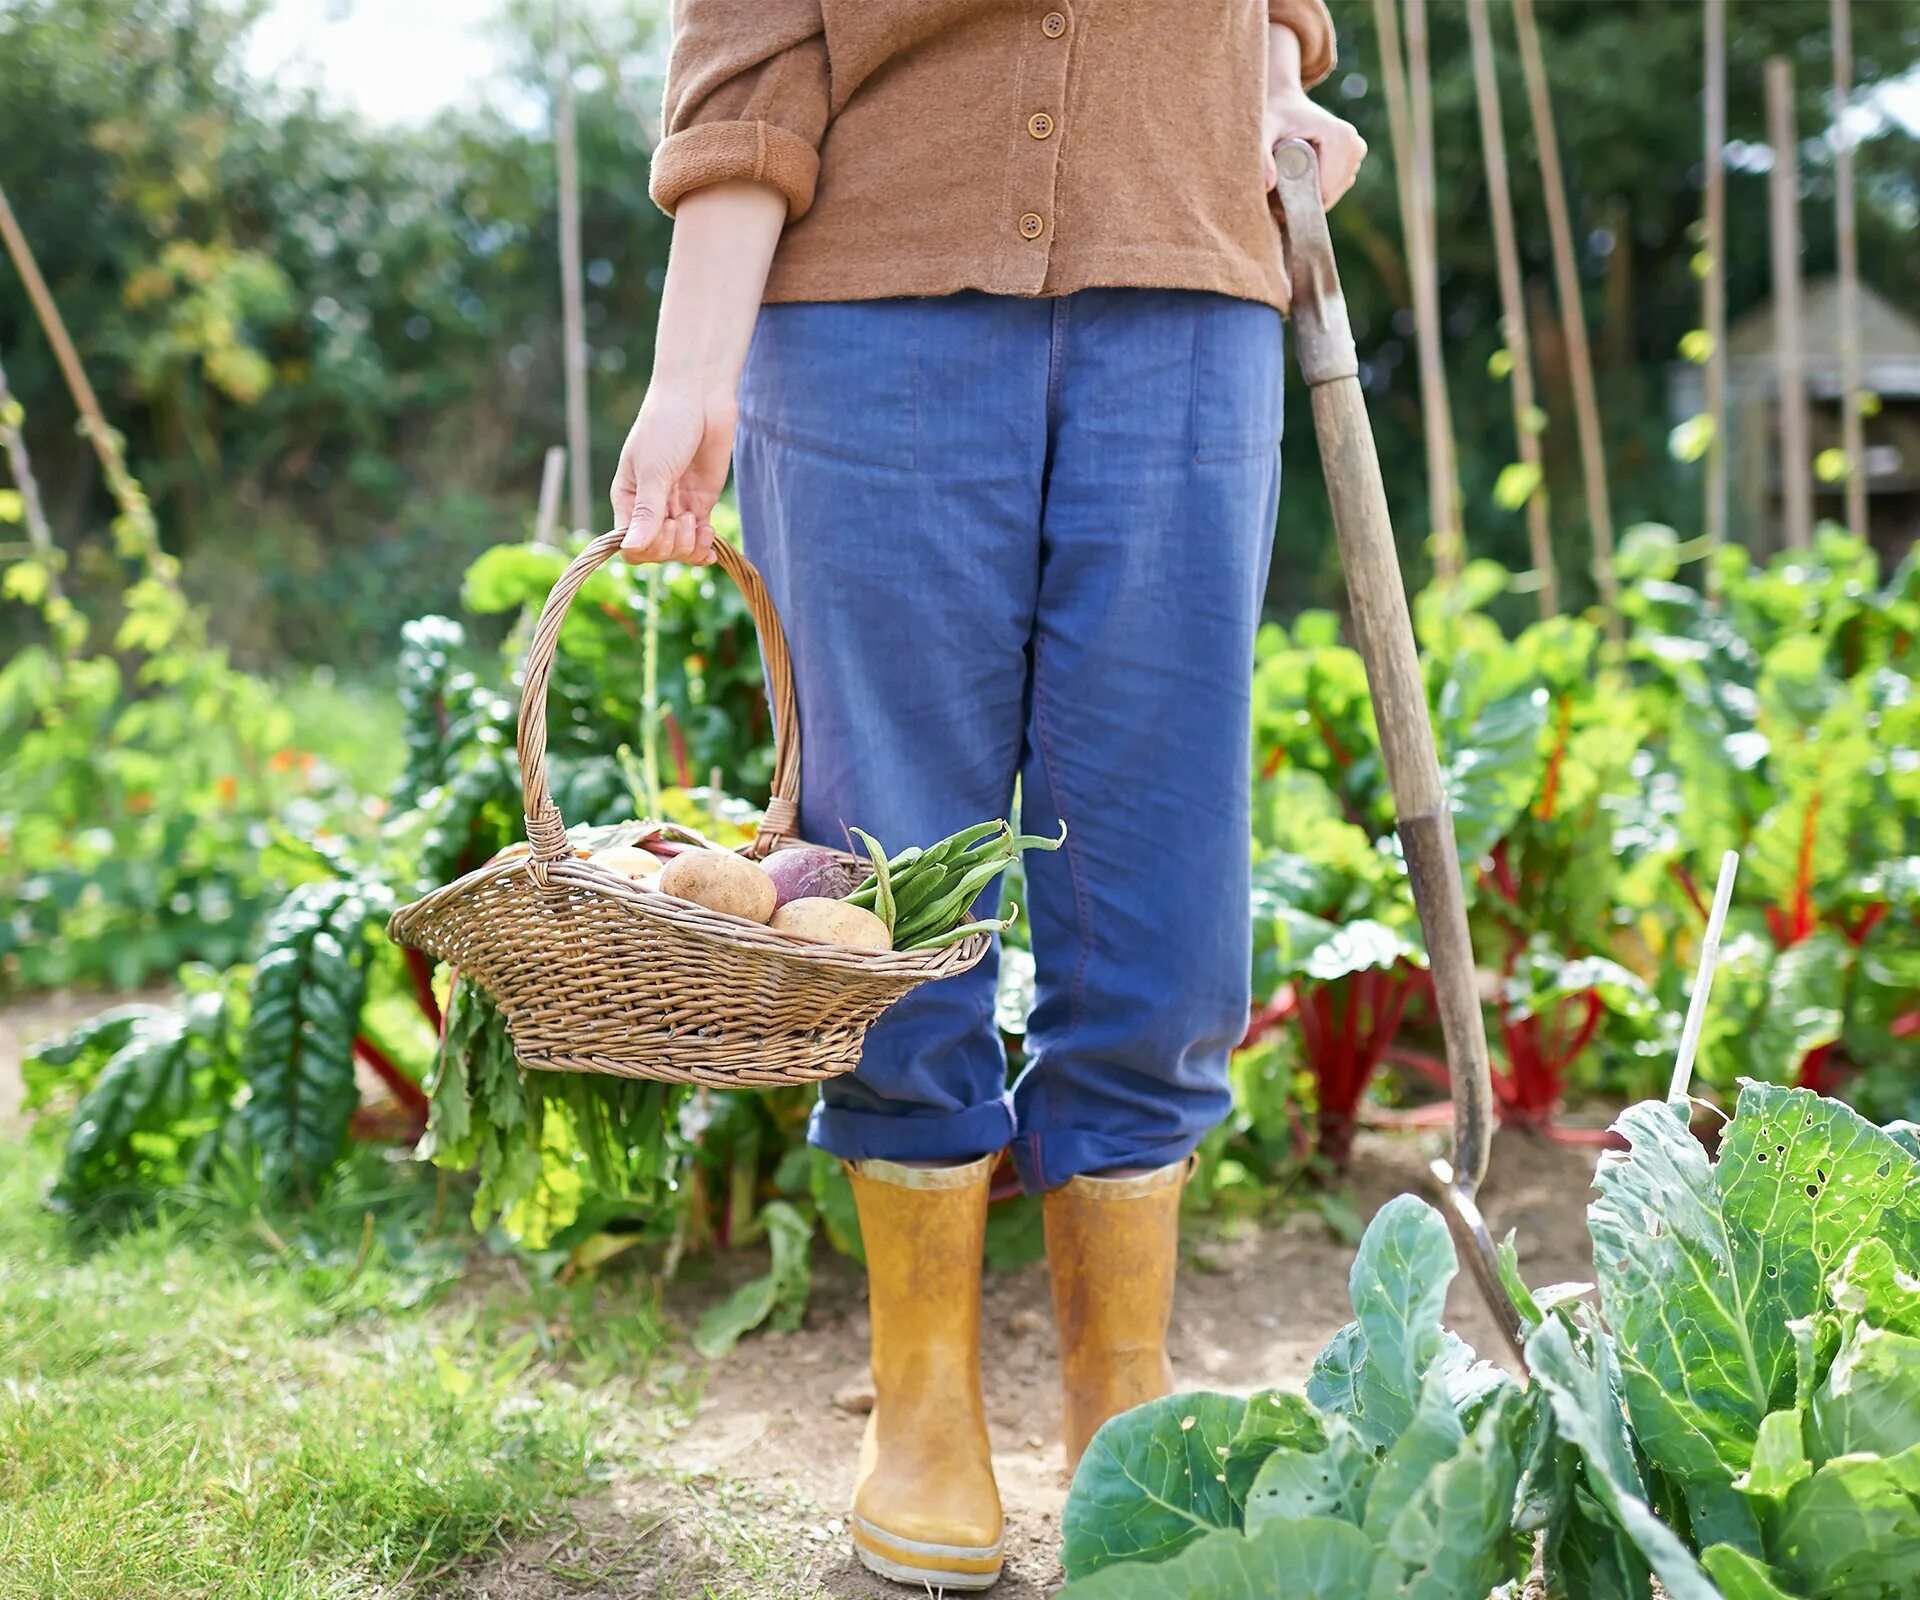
[735,288,1282,1191]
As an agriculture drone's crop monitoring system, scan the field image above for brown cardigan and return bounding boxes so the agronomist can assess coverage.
[649,1,1337,315]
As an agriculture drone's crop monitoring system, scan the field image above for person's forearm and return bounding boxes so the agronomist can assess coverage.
[1267,22,1305,97]
[651,180,789,393]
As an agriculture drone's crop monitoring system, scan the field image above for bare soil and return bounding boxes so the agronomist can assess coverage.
[458,1125,1601,1600]
[0,996,1602,1598]
[0,985,176,1134]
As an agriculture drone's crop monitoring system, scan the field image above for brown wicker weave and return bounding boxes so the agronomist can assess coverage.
[387,529,990,1086]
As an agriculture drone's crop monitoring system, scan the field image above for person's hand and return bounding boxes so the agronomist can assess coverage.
[609,383,735,565]
[1262,90,1367,209]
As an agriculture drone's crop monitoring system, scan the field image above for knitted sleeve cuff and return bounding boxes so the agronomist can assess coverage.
[1269,0,1339,88]
[648,119,822,222]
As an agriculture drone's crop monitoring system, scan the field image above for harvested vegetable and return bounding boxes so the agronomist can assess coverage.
[657,849,778,923]
[761,846,858,909]
[771,897,892,952]
[846,818,1065,951]
[588,844,664,882]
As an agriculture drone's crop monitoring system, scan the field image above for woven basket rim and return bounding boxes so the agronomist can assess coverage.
[387,847,991,978]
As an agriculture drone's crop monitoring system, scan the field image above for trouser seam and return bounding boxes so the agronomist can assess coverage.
[1029,630,1093,1039]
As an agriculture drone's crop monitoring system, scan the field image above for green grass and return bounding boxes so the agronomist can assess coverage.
[0,1140,651,1599]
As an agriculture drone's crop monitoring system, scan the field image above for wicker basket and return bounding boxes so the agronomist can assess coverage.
[387,529,991,1086]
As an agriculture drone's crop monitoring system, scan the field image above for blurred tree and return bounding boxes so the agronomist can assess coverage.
[0,0,1915,656]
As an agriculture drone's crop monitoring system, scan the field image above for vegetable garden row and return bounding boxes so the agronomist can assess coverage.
[10,509,1917,1336]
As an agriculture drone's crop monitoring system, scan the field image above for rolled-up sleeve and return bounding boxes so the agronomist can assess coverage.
[1270,0,1338,88]
[649,0,830,221]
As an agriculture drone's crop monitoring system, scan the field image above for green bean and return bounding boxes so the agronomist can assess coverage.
[902,907,1017,952]
[849,828,896,933]
[891,855,1012,947]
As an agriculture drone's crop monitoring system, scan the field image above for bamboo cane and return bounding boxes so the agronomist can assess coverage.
[535,444,567,547]
[0,347,62,602]
[1465,0,1555,617]
[1400,0,1463,581]
[1767,56,1813,552]
[555,0,592,536]
[1831,0,1867,541]
[1703,0,1729,588]
[0,181,164,569]
[1273,139,1522,1361]
[1511,0,1621,641]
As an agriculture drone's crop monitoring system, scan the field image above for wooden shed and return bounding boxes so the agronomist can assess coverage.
[1669,277,1920,563]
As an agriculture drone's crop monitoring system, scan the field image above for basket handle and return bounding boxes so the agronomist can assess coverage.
[517,529,802,879]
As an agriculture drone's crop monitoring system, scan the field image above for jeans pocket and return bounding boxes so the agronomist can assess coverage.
[739,300,919,471]
[1190,298,1285,464]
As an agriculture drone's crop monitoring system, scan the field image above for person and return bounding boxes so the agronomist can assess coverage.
[617,4,1364,1589]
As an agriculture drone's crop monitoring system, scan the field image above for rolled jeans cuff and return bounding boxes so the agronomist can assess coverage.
[808,1090,1017,1167]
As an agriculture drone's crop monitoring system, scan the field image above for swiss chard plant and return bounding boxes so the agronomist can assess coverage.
[1058,1195,1541,1599]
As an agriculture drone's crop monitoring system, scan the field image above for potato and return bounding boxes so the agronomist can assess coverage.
[771,897,892,953]
[588,844,664,883]
[657,848,778,923]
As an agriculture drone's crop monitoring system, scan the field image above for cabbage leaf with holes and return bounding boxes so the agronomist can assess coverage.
[1533,1083,1920,1600]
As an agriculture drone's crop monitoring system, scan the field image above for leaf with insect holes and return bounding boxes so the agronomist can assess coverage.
[1588,1087,1920,1514]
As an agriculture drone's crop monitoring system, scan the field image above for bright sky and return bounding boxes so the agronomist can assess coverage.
[242,0,536,126]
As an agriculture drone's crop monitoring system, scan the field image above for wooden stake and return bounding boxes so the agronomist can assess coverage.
[555,1,592,536]
[1703,0,1729,583]
[1831,0,1867,541]
[1465,0,1555,617]
[0,187,119,495]
[0,347,62,601]
[1399,0,1463,580]
[1511,0,1621,639]
[534,444,567,546]
[0,181,164,569]
[1767,55,1813,551]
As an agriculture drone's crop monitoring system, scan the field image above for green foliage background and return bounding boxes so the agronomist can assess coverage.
[1,0,1916,661]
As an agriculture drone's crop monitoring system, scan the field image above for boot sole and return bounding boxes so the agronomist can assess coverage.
[850,1514,1004,1591]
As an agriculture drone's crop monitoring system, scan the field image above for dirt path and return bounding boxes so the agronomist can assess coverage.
[465,1126,1602,1600]
[0,986,174,1134]
[0,995,1602,1597]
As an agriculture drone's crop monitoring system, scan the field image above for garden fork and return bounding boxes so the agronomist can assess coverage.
[1271,139,1527,1362]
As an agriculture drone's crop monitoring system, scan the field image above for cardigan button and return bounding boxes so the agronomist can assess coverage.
[1041,12,1067,38]
[1018,212,1045,240]
[1027,112,1054,140]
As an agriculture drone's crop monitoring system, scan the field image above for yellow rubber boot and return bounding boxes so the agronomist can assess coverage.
[1043,1160,1188,1474]
[847,1156,1004,1590]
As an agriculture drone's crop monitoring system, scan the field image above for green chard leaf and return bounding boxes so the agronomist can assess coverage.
[241,879,379,1196]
